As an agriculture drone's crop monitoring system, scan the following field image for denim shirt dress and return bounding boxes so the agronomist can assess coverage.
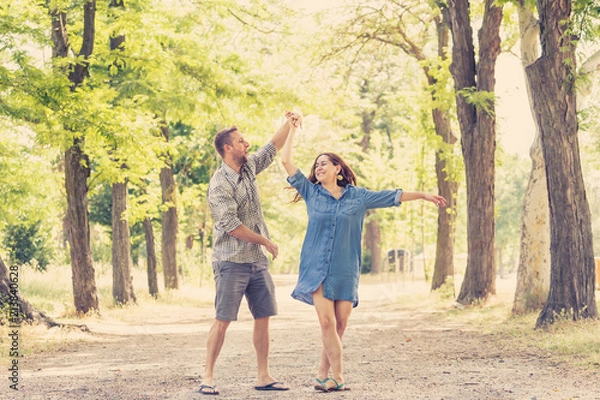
[287,169,403,307]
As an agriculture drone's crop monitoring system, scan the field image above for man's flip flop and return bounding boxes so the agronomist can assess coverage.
[254,381,290,391]
[199,384,219,395]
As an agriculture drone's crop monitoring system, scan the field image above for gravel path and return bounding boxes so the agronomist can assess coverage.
[10,277,600,400]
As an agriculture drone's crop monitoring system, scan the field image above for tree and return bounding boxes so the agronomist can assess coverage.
[143,217,159,297]
[49,0,100,314]
[525,0,597,327]
[447,0,503,304]
[319,0,460,287]
[108,0,136,304]
[159,125,180,290]
[429,4,459,292]
[513,0,600,315]
[358,77,386,275]
[512,0,550,314]
[111,181,136,303]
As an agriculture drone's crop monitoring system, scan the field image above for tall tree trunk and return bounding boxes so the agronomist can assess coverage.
[50,0,99,314]
[513,137,550,313]
[143,217,159,298]
[108,0,134,305]
[358,87,384,275]
[430,8,458,292]
[112,181,136,304]
[526,0,597,327]
[448,0,503,305]
[513,5,600,315]
[512,0,550,314]
[364,217,382,274]
[160,125,179,290]
[431,140,457,291]
[65,143,99,313]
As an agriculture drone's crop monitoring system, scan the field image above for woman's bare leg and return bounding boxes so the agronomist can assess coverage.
[313,285,353,387]
[317,299,352,380]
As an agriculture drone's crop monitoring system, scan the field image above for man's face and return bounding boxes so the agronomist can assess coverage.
[227,130,250,165]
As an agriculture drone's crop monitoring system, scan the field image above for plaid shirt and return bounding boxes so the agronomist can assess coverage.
[208,142,277,263]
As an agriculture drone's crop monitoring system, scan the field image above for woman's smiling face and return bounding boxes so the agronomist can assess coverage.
[314,155,340,184]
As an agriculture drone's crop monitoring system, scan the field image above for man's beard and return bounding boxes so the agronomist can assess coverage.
[234,152,248,166]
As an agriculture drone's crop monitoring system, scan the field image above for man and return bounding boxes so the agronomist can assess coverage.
[199,112,301,395]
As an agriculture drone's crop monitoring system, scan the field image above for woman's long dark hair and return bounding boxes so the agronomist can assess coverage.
[291,152,357,203]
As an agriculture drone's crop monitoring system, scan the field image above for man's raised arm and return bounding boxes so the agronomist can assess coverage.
[270,111,302,151]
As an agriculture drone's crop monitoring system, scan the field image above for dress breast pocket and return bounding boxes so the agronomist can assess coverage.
[313,193,332,214]
[340,199,362,216]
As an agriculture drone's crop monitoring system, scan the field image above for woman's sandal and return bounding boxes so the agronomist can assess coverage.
[326,378,350,392]
[314,377,330,392]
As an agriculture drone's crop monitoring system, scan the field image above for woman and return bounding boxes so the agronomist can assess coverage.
[281,121,446,392]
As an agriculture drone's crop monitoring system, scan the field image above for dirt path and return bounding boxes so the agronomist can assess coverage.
[12,277,600,400]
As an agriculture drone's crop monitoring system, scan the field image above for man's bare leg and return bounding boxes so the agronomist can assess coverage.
[200,319,230,394]
[253,317,289,390]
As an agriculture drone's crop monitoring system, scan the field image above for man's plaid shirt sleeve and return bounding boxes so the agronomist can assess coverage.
[208,176,241,234]
[249,142,276,175]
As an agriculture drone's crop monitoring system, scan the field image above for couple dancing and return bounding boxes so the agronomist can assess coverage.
[200,111,446,395]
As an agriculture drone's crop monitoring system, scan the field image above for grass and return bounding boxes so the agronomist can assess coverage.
[435,290,600,369]
[500,314,600,368]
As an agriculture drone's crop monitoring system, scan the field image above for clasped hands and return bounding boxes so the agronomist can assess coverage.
[285,110,303,130]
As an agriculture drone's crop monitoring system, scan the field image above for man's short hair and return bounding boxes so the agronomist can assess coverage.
[214,126,238,158]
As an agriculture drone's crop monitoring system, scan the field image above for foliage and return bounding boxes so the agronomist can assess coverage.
[89,183,113,228]
[0,127,63,268]
[495,150,530,274]
[457,87,496,116]
[572,0,600,42]
[2,220,53,271]
[499,1,521,53]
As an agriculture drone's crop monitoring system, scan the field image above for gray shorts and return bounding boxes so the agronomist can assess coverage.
[212,257,277,321]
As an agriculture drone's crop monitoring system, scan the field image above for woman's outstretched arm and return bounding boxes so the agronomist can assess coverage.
[400,191,447,208]
[281,116,300,177]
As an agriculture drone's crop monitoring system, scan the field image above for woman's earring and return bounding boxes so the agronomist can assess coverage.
[337,174,343,181]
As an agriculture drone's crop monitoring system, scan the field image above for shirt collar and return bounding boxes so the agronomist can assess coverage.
[221,161,243,182]
[316,183,351,199]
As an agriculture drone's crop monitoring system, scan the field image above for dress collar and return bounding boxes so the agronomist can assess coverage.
[316,183,350,200]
